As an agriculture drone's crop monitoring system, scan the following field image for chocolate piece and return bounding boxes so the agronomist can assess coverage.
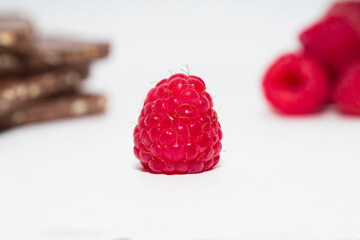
[0,52,23,74]
[0,38,110,75]
[0,15,34,53]
[31,38,110,66]
[0,93,107,130]
[0,66,88,116]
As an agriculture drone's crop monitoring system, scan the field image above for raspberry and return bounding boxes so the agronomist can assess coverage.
[299,15,360,77]
[262,53,330,114]
[326,1,360,29]
[133,73,222,174]
[334,61,360,114]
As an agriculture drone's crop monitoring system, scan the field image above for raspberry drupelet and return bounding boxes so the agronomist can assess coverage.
[133,73,222,174]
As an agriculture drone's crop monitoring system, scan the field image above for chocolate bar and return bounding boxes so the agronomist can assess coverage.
[0,38,110,75]
[0,93,107,130]
[0,66,88,117]
[30,38,110,67]
[0,15,35,53]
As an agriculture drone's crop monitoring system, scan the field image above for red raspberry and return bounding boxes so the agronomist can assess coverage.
[262,53,330,114]
[299,15,360,77]
[326,1,360,29]
[334,61,360,114]
[133,73,222,174]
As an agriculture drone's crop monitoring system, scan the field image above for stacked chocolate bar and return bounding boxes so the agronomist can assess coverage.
[0,15,109,131]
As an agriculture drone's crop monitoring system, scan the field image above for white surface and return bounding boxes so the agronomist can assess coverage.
[1,0,359,239]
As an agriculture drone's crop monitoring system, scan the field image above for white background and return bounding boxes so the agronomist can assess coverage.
[1,0,359,239]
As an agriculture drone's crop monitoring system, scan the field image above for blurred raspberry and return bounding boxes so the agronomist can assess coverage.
[262,53,330,114]
[299,15,360,77]
[326,1,360,29]
[133,73,222,174]
[334,61,360,114]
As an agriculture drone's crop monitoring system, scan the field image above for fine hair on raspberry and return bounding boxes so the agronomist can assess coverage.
[133,73,223,174]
